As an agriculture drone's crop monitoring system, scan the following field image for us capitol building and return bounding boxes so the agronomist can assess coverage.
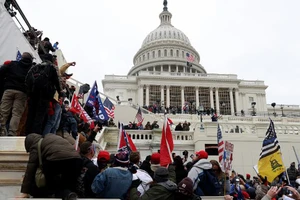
[99,1,300,175]
[102,1,270,116]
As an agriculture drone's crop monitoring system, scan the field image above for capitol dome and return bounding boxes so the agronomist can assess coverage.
[127,1,206,76]
[141,14,191,47]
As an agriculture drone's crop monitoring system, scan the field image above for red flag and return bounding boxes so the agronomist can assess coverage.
[167,117,173,125]
[71,94,93,123]
[118,123,137,152]
[127,133,137,151]
[160,115,174,166]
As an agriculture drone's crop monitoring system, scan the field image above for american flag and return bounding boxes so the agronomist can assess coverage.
[103,97,115,119]
[186,53,194,62]
[16,50,22,61]
[259,119,280,159]
[135,107,143,124]
[217,124,225,171]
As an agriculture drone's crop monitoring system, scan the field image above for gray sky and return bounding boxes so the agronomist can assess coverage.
[17,0,300,105]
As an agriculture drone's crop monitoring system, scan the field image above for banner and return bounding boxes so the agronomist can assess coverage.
[70,94,93,123]
[86,81,109,121]
[224,141,234,171]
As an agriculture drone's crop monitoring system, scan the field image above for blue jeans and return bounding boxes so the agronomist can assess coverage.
[43,102,62,135]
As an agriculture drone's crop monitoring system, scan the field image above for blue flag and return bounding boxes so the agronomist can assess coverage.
[16,50,22,61]
[86,81,109,121]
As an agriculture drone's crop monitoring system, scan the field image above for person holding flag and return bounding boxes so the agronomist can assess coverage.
[257,119,285,183]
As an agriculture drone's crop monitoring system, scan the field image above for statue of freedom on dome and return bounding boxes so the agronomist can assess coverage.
[163,0,168,11]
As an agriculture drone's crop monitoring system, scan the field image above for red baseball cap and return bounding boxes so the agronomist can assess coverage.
[151,153,160,164]
[195,150,208,159]
[97,150,110,162]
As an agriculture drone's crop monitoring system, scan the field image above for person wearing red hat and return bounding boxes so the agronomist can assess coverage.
[187,150,212,193]
[245,173,253,187]
[150,152,161,173]
[97,150,110,172]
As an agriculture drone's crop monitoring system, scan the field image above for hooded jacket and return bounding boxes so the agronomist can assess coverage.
[0,59,32,93]
[21,133,80,194]
[130,180,177,200]
[132,165,153,196]
[187,159,212,191]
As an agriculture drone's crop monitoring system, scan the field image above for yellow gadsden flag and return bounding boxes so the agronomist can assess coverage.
[257,119,285,183]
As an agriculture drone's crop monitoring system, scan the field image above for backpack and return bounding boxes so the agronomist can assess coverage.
[76,166,88,198]
[26,62,51,93]
[196,169,221,196]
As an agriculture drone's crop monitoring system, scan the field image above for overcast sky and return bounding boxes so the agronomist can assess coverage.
[17,0,300,105]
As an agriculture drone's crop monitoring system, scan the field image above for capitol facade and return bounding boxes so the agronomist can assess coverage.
[102,2,269,116]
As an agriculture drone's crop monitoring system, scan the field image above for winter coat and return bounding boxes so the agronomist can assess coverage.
[130,180,177,200]
[217,172,230,195]
[21,133,80,194]
[287,166,299,181]
[81,156,100,198]
[91,167,132,200]
[132,165,153,196]
[187,158,212,191]
[140,160,154,178]
[174,192,202,200]
[175,166,188,184]
[26,61,61,100]
[38,40,55,55]
[0,59,32,93]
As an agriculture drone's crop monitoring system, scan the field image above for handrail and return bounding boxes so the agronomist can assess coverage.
[11,0,46,54]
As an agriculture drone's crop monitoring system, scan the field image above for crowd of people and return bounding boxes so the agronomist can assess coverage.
[0,36,112,138]
[174,121,191,131]
[17,139,300,200]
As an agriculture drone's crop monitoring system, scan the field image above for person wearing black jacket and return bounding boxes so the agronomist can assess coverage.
[25,54,62,135]
[38,37,55,59]
[79,141,100,198]
[0,52,33,136]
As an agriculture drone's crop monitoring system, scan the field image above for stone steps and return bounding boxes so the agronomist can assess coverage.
[0,137,27,189]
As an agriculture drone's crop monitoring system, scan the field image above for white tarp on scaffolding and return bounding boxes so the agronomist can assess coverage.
[0,0,41,64]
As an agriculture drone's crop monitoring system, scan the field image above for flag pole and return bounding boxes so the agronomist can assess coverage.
[293,146,300,165]
[117,122,122,151]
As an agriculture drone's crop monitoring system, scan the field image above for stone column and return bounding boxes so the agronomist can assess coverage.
[166,85,170,108]
[210,87,214,109]
[215,87,220,115]
[146,85,150,106]
[229,88,234,115]
[168,65,171,72]
[161,65,163,72]
[161,86,164,106]
[183,66,186,73]
[181,86,185,112]
[235,89,240,114]
[195,87,199,108]
[153,66,155,72]
[176,65,178,72]
[138,85,143,106]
